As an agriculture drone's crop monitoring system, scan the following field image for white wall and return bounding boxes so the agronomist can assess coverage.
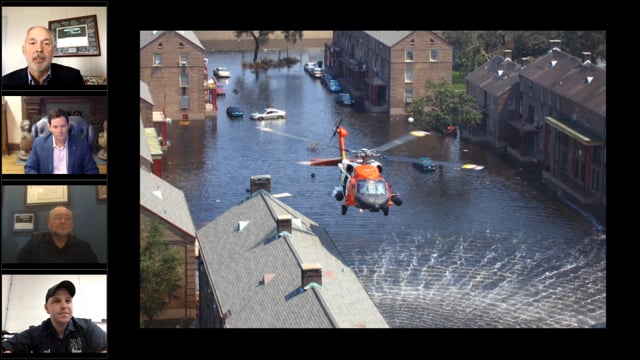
[1,6,107,78]
[2,274,107,333]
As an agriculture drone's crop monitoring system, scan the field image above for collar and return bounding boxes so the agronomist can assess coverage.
[28,69,52,85]
[51,135,69,149]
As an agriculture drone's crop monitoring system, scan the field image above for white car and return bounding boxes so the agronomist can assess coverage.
[249,108,286,121]
[213,66,231,78]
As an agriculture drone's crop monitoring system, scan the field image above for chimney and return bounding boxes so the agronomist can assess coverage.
[521,57,530,67]
[301,263,322,288]
[277,214,292,234]
[549,39,561,51]
[504,49,512,60]
[250,174,271,194]
[582,52,592,64]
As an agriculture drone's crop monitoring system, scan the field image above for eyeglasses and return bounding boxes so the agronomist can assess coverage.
[52,215,72,222]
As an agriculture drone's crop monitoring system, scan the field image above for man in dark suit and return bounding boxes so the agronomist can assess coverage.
[25,108,98,174]
[2,25,85,89]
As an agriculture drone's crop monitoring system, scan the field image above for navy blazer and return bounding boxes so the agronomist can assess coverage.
[2,63,85,89]
[25,133,99,174]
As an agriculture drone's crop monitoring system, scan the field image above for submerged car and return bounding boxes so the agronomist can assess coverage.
[412,157,437,172]
[335,93,356,106]
[249,107,286,120]
[226,106,244,117]
[327,79,342,92]
[213,66,231,78]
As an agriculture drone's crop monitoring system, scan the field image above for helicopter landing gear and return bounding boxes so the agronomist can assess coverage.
[391,194,403,206]
[335,191,344,201]
[383,206,389,216]
[341,205,348,215]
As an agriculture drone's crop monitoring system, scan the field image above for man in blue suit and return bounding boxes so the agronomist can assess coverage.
[25,108,98,174]
[2,25,85,89]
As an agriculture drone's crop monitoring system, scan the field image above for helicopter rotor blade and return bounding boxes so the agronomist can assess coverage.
[257,127,319,143]
[371,130,430,153]
[307,157,342,166]
[383,154,485,171]
[330,117,345,142]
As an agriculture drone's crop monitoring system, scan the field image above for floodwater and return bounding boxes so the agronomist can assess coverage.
[161,49,606,328]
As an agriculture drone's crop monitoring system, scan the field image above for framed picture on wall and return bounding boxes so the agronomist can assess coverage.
[25,185,69,206]
[96,185,107,200]
[48,14,101,57]
[12,212,36,232]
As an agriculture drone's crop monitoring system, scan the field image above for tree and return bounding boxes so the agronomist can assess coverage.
[233,31,274,63]
[140,217,182,326]
[281,31,304,58]
[409,79,482,136]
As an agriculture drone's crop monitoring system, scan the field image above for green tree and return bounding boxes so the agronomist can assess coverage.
[140,217,182,326]
[409,79,482,136]
[234,31,274,62]
[281,30,304,58]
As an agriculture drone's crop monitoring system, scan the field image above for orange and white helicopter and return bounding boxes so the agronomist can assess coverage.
[260,119,429,216]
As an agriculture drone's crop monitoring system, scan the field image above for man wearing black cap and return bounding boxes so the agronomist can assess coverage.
[1,280,107,353]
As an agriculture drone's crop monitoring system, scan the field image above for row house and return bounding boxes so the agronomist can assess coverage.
[465,50,523,148]
[197,175,389,328]
[140,31,208,121]
[466,40,605,207]
[326,31,452,115]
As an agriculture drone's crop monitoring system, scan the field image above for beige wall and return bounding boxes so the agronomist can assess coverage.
[3,96,23,145]
[1,6,107,78]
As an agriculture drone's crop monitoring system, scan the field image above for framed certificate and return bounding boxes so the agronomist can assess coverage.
[25,185,69,206]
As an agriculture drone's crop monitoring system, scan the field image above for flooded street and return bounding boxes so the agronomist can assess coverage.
[161,49,606,328]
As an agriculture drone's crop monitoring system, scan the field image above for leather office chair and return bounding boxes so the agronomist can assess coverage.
[31,115,94,146]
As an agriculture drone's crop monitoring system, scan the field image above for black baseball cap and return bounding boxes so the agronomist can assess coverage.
[45,280,76,303]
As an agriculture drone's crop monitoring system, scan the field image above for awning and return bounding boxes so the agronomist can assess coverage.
[544,116,603,146]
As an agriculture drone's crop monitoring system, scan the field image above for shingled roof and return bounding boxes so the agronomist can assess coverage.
[197,190,389,328]
[465,55,523,97]
[140,168,196,239]
[519,47,606,116]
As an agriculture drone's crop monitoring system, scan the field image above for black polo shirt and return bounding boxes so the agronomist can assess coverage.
[15,232,99,263]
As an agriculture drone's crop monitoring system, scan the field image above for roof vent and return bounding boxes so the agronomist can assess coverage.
[236,220,249,232]
[262,273,275,285]
[496,69,504,77]
[549,60,558,68]
[584,76,594,84]
[301,263,322,288]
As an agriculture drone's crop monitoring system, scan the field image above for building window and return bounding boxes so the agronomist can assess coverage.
[180,73,189,87]
[430,49,439,62]
[180,53,188,66]
[153,54,163,66]
[405,89,413,104]
[507,97,515,111]
[591,168,600,193]
[404,69,414,83]
[405,49,414,61]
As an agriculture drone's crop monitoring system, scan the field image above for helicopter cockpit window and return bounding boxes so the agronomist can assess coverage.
[358,180,387,195]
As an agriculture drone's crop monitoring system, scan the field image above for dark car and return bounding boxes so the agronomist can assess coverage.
[412,157,437,172]
[226,106,244,117]
[335,93,356,106]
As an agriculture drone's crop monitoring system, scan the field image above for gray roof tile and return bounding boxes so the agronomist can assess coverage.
[198,191,388,328]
